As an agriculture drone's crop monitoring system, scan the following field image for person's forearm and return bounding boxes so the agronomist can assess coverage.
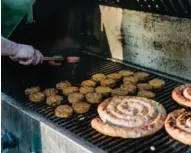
[1,37,18,56]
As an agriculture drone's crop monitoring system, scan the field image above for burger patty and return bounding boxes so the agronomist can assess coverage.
[149,78,165,89]
[137,90,155,99]
[92,73,106,82]
[85,92,103,104]
[81,80,97,87]
[55,105,73,118]
[79,86,94,94]
[56,80,72,89]
[118,70,134,77]
[68,93,85,104]
[100,79,117,88]
[62,86,79,96]
[95,86,112,97]
[44,88,58,96]
[46,95,63,106]
[123,76,138,85]
[106,73,122,82]
[25,86,40,95]
[29,92,45,102]
[121,83,137,94]
[111,88,129,96]
[134,72,150,82]
[72,102,91,114]
[137,83,153,91]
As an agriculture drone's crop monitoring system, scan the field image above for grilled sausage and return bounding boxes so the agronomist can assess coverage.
[91,96,166,138]
[165,109,191,145]
[172,84,191,108]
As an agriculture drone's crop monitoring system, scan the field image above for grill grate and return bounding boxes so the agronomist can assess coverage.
[2,53,191,153]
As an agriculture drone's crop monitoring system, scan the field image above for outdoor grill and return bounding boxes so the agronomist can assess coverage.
[1,0,191,153]
[2,53,191,153]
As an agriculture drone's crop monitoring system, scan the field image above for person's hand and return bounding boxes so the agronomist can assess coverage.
[10,44,43,65]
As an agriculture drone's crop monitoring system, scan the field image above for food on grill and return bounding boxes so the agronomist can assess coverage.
[79,86,94,94]
[29,92,45,102]
[121,83,137,94]
[137,83,153,91]
[46,95,63,106]
[123,76,138,85]
[165,109,191,145]
[56,81,72,89]
[111,88,129,96]
[62,86,79,96]
[118,70,134,77]
[68,93,85,104]
[172,84,191,107]
[55,105,73,118]
[134,72,150,82]
[91,96,166,138]
[95,86,112,97]
[85,92,103,104]
[25,86,40,95]
[48,61,62,66]
[66,56,80,63]
[106,73,122,82]
[149,79,165,89]
[100,78,116,88]
[72,102,91,114]
[81,80,97,87]
[44,88,58,96]
[138,90,155,98]
[92,73,106,82]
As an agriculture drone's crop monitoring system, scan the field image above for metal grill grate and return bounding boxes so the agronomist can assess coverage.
[2,54,190,153]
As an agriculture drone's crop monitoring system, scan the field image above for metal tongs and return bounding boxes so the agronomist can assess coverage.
[43,56,65,65]
[43,56,65,61]
[43,56,80,65]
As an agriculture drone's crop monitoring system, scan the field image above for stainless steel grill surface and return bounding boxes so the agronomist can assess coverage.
[2,53,191,153]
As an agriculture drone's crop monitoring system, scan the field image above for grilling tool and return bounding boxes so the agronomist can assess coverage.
[43,56,65,61]
[43,56,65,65]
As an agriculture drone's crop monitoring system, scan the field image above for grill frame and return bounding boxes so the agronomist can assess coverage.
[1,52,191,153]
